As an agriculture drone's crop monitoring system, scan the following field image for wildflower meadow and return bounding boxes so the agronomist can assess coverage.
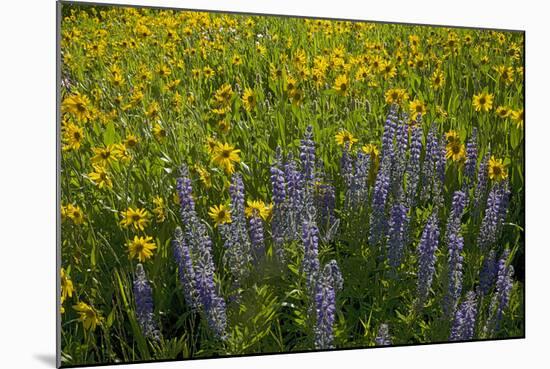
[59,2,524,366]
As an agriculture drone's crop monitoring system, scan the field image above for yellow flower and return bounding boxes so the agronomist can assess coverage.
[218,119,231,134]
[124,134,139,148]
[409,34,420,48]
[414,53,426,69]
[152,196,166,223]
[335,129,358,148]
[66,204,85,225]
[472,92,494,112]
[62,92,91,122]
[120,207,150,231]
[213,83,233,107]
[89,164,112,189]
[114,143,131,163]
[362,143,380,161]
[380,60,397,79]
[409,99,427,119]
[495,65,514,85]
[511,109,524,129]
[135,23,151,38]
[212,142,241,174]
[127,235,157,262]
[333,74,350,96]
[205,136,220,154]
[371,55,384,71]
[145,101,160,119]
[195,164,212,188]
[110,72,124,87]
[232,54,243,66]
[203,66,215,79]
[208,204,232,226]
[91,144,119,165]
[446,141,466,162]
[245,199,270,220]
[445,130,460,144]
[488,156,508,181]
[284,75,298,92]
[153,123,167,141]
[355,66,370,82]
[496,106,511,119]
[73,302,102,331]
[289,88,304,106]
[431,69,445,90]
[62,122,84,151]
[242,87,257,112]
[157,65,171,77]
[384,88,409,106]
[61,267,74,301]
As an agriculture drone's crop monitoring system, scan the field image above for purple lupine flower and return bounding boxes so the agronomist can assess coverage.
[300,125,316,190]
[415,213,440,310]
[230,173,246,217]
[340,143,354,195]
[391,113,409,198]
[474,152,490,217]
[271,147,287,205]
[346,151,370,210]
[326,260,344,291]
[316,182,338,242]
[479,250,498,296]
[477,183,505,251]
[450,191,467,222]
[387,202,408,271]
[176,165,227,339]
[302,218,321,292]
[485,250,514,337]
[270,147,287,256]
[446,191,466,243]
[194,261,228,340]
[420,124,438,202]
[133,263,159,340]
[221,174,252,285]
[450,291,478,341]
[464,128,478,183]
[176,165,197,223]
[369,162,390,246]
[172,227,199,309]
[444,191,466,317]
[444,232,465,318]
[406,123,423,207]
[375,323,392,346]
[285,154,305,240]
[249,215,265,260]
[496,180,511,235]
[314,260,343,350]
[380,105,398,165]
